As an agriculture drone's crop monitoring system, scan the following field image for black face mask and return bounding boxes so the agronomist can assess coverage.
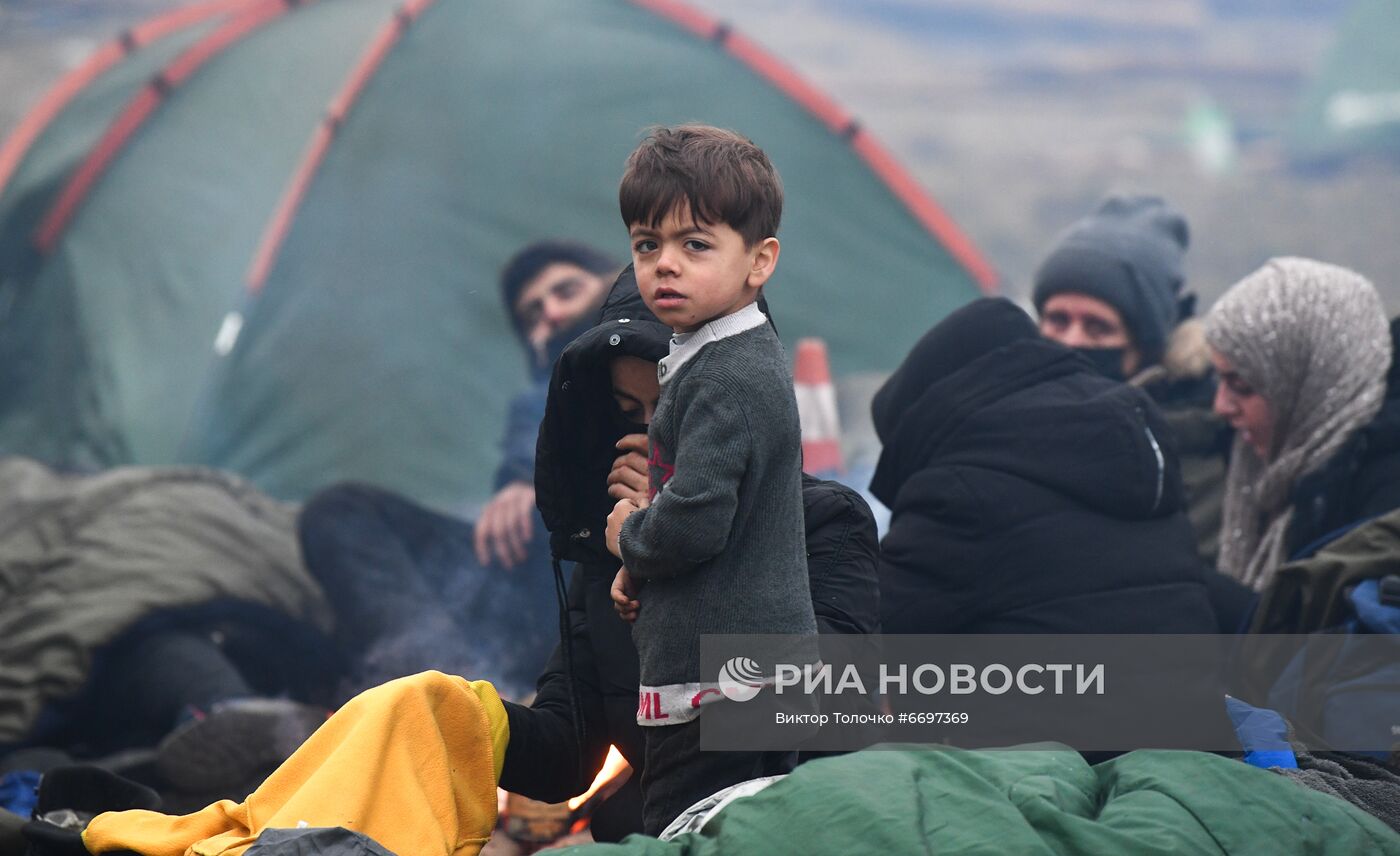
[1074,346,1130,383]
[605,401,649,442]
[599,411,650,504]
[616,419,649,439]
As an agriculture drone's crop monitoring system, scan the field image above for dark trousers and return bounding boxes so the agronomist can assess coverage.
[297,483,558,699]
[39,630,253,755]
[640,718,788,836]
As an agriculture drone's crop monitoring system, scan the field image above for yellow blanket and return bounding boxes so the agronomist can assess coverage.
[84,672,509,856]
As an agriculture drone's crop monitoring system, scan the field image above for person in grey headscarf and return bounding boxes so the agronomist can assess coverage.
[1205,256,1398,591]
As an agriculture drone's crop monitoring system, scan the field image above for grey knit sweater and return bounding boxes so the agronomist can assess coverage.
[619,310,816,724]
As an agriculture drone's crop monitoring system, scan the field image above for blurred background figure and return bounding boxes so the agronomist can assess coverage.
[1033,194,1230,564]
[298,240,616,700]
[480,240,618,570]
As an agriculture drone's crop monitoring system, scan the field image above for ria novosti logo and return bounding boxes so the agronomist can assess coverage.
[717,656,767,702]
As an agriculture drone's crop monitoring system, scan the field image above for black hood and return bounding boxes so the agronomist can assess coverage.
[534,265,672,564]
[870,301,1182,522]
[871,298,1040,443]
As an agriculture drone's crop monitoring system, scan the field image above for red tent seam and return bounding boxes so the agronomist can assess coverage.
[627,0,998,292]
[245,0,437,293]
[19,0,998,291]
[0,0,248,202]
[31,0,308,255]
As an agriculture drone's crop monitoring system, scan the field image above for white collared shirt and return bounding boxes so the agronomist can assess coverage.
[657,302,767,386]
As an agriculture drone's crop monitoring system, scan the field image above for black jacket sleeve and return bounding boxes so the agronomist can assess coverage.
[801,475,881,635]
[498,564,612,803]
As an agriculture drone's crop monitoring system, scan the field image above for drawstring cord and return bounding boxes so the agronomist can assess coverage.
[551,556,588,790]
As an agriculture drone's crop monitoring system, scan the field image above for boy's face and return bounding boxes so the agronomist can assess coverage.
[629,205,779,333]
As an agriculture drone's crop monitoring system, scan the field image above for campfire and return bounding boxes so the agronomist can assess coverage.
[568,745,632,814]
[501,746,633,849]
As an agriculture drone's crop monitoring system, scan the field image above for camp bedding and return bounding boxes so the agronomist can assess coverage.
[556,746,1400,855]
[0,456,332,743]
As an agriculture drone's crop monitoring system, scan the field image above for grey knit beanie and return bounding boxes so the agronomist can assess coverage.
[1205,257,1391,589]
[1032,194,1190,366]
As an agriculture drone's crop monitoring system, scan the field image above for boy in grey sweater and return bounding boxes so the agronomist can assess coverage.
[604,125,818,836]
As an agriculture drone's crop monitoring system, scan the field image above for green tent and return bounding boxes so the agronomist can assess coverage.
[0,0,995,510]
[1290,0,1400,165]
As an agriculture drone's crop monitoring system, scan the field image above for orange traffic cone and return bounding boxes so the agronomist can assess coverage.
[793,338,845,475]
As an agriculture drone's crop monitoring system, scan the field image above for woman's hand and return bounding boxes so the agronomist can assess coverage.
[607,433,650,503]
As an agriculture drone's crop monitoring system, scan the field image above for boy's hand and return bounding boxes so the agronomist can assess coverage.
[606,497,643,559]
[607,434,650,503]
[611,566,640,622]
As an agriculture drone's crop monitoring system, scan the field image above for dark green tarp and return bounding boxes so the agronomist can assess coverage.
[0,0,993,509]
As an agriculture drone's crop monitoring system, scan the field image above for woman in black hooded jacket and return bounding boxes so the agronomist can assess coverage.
[498,268,880,840]
[871,298,1218,637]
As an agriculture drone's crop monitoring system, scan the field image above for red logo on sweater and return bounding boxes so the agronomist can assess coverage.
[637,691,669,721]
[648,440,675,501]
[691,688,722,708]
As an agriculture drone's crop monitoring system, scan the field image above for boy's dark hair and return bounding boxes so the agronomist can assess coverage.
[499,240,618,337]
[619,124,783,247]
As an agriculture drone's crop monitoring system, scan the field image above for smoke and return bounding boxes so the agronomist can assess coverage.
[334,547,561,705]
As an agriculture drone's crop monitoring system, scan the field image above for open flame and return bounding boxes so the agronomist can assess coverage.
[567,745,631,811]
